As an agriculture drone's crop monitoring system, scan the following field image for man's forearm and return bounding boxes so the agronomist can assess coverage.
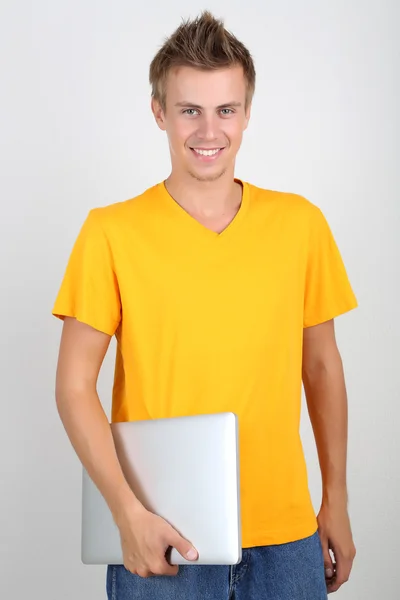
[56,387,142,524]
[303,348,349,504]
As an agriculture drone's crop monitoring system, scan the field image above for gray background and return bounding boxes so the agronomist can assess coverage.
[1,1,398,598]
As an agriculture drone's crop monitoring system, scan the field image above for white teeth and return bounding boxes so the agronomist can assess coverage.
[193,148,220,156]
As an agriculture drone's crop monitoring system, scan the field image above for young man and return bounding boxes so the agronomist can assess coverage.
[53,11,357,600]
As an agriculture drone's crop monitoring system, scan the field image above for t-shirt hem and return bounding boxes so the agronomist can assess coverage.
[304,299,358,328]
[242,520,318,548]
[52,308,118,337]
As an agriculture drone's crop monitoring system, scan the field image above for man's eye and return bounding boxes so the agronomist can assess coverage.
[183,109,198,115]
[221,109,233,115]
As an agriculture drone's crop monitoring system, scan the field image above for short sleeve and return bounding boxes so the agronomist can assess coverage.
[303,207,358,328]
[52,209,121,335]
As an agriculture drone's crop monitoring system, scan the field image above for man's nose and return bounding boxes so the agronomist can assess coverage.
[196,114,219,141]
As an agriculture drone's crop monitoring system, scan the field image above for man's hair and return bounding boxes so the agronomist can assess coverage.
[149,11,256,112]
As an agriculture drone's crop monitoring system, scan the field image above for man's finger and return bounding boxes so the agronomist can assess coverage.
[136,568,152,578]
[320,535,335,580]
[169,530,198,563]
[327,555,352,593]
[152,558,178,577]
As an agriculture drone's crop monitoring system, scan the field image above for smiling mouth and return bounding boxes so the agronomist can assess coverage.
[192,147,223,155]
[190,147,225,160]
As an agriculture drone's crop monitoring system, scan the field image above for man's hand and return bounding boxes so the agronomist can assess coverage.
[317,499,356,594]
[115,501,199,577]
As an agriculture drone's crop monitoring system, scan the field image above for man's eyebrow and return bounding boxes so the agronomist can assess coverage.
[175,101,242,109]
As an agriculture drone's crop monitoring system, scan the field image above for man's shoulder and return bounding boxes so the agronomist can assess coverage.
[89,183,161,226]
[247,181,320,216]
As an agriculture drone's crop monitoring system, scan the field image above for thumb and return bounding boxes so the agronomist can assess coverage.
[320,536,334,579]
[170,530,198,562]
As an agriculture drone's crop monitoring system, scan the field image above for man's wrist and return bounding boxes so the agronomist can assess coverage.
[108,483,145,527]
[322,484,348,508]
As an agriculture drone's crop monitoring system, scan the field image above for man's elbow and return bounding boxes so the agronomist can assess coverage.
[302,345,343,385]
[55,375,95,413]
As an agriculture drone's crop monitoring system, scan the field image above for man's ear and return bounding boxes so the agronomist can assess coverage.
[151,98,167,131]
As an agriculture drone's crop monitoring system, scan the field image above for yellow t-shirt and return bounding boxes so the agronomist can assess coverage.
[53,179,357,547]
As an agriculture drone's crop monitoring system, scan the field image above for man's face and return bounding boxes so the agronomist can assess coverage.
[152,65,251,182]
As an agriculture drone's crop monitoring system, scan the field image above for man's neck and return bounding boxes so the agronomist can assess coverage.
[164,171,242,220]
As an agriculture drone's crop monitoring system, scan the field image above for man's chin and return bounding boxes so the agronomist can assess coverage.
[187,167,227,183]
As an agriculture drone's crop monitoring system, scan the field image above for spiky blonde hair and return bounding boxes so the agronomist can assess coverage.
[149,11,256,111]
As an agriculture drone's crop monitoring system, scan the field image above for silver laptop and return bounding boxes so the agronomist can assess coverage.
[81,412,241,565]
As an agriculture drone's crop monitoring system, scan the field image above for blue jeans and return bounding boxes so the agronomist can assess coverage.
[106,531,328,599]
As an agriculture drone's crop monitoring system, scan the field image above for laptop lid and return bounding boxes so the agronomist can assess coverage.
[81,412,241,565]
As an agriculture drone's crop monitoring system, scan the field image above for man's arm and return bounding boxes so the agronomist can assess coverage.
[55,317,139,520]
[55,317,198,576]
[302,318,356,594]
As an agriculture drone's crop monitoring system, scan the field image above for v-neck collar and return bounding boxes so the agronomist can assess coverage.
[156,178,251,242]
